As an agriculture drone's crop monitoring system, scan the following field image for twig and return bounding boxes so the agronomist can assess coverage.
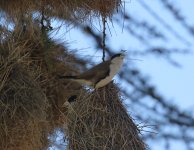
[102,15,106,62]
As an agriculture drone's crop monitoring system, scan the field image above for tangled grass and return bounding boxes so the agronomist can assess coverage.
[67,83,146,150]
[0,29,82,149]
[0,0,121,22]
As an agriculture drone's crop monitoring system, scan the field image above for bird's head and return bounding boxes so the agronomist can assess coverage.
[111,50,126,60]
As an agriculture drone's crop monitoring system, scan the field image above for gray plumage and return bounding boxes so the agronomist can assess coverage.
[59,52,125,88]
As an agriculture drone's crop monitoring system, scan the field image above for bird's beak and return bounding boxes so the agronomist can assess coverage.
[121,50,127,56]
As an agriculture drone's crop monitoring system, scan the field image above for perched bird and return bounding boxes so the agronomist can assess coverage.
[59,52,125,89]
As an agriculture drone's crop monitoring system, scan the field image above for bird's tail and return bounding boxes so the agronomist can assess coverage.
[58,75,77,79]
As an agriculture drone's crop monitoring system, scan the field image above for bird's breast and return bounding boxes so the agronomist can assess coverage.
[95,76,113,88]
[95,60,123,88]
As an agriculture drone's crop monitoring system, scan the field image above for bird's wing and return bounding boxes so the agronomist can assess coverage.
[77,60,111,83]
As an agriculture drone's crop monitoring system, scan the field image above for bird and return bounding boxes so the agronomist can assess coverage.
[59,51,125,89]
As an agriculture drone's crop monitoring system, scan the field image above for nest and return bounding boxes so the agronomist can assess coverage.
[0,0,121,22]
[67,83,146,150]
[0,66,49,150]
[0,28,83,150]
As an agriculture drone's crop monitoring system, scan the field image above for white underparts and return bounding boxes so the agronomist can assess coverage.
[95,56,124,88]
[69,55,124,89]
[73,79,93,87]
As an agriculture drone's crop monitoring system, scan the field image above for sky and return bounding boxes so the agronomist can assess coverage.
[51,0,194,149]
